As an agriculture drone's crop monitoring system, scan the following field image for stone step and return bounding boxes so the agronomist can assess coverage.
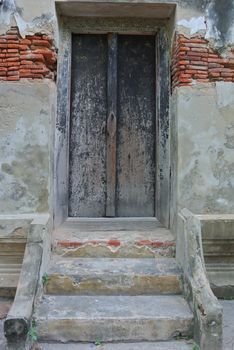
[207,263,234,299]
[37,341,193,349]
[45,257,182,295]
[53,218,175,258]
[35,295,193,342]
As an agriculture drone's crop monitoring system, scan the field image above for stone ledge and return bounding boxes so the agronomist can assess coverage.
[55,0,176,18]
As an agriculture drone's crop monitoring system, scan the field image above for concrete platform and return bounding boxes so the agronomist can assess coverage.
[221,300,234,350]
[207,263,234,298]
[36,341,193,349]
[46,257,182,295]
[53,219,175,258]
[35,295,193,342]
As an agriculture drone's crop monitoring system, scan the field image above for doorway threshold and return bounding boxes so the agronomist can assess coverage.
[52,218,175,258]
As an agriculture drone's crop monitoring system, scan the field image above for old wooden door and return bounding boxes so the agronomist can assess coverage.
[69,34,156,217]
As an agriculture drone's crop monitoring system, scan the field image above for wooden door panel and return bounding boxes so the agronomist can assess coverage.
[116,35,156,217]
[69,34,107,217]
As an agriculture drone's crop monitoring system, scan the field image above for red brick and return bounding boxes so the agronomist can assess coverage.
[185,69,197,74]
[210,68,231,73]
[20,73,33,78]
[178,78,192,83]
[20,39,31,45]
[221,72,233,77]
[7,44,20,49]
[208,53,219,58]
[6,76,20,81]
[19,68,32,73]
[187,51,208,57]
[31,74,44,79]
[186,56,202,61]
[20,60,34,65]
[187,65,207,71]
[190,61,208,66]
[7,71,19,76]
[26,35,42,40]
[197,79,210,82]
[32,40,51,48]
[194,73,208,79]
[5,53,19,58]
[6,40,19,44]
[0,71,6,76]
[179,47,190,52]
[208,63,223,68]
[180,73,192,78]
[179,60,190,65]
[184,43,207,49]
[179,38,207,44]
[7,49,18,53]
[209,72,220,77]
[7,61,20,67]
[20,53,45,62]
[8,66,20,71]
[191,48,208,53]
[6,57,19,62]
[18,45,30,51]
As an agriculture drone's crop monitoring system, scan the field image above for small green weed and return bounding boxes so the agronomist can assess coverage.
[94,340,103,346]
[42,273,50,286]
[28,320,37,342]
[192,344,200,350]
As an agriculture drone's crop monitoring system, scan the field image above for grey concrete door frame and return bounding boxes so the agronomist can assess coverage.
[54,15,171,228]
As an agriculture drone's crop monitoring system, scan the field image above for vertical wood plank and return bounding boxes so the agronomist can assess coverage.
[155,29,170,227]
[106,34,117,217]
[116,35,156,217]
[69,34,108,217]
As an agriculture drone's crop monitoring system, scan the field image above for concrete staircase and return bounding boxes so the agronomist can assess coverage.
[34,218,194,348]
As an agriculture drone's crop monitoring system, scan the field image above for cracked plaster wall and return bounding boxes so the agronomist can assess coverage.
[0,81,55,214]
[0,0,57,41]
[0,0,233,221]
[171,82,234,225]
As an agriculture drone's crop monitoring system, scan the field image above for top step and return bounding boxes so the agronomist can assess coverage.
[53,218,175,258]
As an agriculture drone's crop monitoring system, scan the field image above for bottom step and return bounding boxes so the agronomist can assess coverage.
[36,341,193,350]
[35,295,193,342]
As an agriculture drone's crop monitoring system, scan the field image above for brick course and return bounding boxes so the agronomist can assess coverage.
[0,27,56,81]
[172,34,234,89]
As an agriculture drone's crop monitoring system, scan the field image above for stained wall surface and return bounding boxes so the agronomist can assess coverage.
[0,0,233,229]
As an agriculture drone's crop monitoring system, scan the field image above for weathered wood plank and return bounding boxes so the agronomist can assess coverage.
[69,35,108,217]
[116,35,156,217]
[155,29,170,227]
[106,34,117,217]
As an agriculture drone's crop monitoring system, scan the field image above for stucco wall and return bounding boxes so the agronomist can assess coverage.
[0,81,55,214]
[0,0,233,226]
[0,0,57,39]
[175,83,234,217]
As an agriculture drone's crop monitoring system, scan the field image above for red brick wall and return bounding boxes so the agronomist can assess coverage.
[172,34,234,89]
[0,26,57,81]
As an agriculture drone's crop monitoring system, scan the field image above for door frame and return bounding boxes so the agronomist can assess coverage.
[54,16,171,228]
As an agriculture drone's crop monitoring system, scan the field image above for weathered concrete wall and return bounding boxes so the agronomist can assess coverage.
[0,81,55,214]
[0,0,233,225]
[170,0,234,229]
[173,82,234,218]
[0,0,57,39]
